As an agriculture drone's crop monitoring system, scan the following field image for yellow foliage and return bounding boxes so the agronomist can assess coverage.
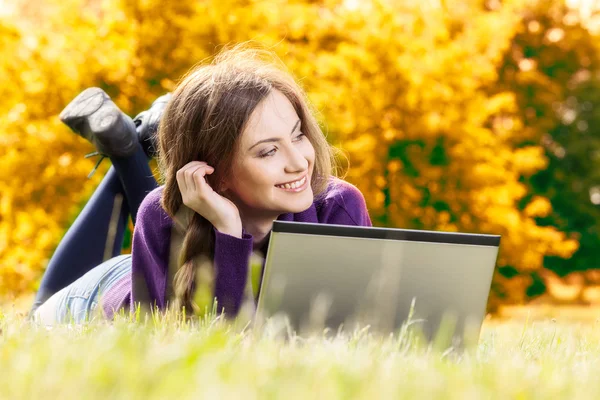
[524,197,552,218]
[0,0,580,306]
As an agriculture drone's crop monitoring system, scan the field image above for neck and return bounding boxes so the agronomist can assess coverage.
[241,212,279,251]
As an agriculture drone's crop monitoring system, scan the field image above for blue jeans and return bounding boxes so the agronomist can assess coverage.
[31,142,158,313]
[33,255,132,324]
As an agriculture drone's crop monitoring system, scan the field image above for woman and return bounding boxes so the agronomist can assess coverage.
[32,45,372,324]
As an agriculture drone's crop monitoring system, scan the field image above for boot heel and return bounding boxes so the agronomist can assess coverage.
[59,87,138,158]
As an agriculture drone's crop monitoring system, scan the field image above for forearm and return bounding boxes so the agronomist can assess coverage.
[213,217,243,239]
[212,228,253,315]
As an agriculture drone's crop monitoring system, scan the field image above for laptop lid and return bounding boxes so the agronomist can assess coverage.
[256,221,501,340]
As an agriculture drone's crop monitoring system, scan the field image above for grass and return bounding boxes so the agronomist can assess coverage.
[2,308,600,399]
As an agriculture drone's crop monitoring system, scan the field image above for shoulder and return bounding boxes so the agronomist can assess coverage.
[139,185,164,211]
[137,186,172,229]
[317,177,366,207]
[315,177,371,226]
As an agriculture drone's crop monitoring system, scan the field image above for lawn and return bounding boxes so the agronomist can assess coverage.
[1,307,600,400]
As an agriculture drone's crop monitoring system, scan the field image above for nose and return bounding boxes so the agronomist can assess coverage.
[284,145,308,174]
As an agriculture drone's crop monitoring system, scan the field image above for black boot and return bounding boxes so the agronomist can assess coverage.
[133,93,172,159]
[59,87,138,158]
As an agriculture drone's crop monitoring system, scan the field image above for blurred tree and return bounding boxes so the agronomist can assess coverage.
[277,0,579,307]
[493,0,600,300]
[0,0,580,309]
[0,0,213,298]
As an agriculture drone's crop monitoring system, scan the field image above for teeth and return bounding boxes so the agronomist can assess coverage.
[277,176,306,189]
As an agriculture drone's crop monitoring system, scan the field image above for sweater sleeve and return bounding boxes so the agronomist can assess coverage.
[318,179,373,227]
[131,186,254,317]
[130,187,172,312]
[212,227,254,316]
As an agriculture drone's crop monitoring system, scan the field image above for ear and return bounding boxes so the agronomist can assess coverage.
[217,179,230,194]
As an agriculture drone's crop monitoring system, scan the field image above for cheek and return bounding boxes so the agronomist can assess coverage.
[304,140,316,166]
[231,162,278,201]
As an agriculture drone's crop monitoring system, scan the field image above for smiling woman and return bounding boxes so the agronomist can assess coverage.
[31,44,372,324]
[229,90,316,219]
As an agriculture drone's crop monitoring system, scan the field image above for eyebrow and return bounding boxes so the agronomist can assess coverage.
[247,119,301,151]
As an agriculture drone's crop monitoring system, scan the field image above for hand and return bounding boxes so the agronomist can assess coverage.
[176,161,242,238]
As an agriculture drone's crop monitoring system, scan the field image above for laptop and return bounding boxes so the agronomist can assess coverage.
[255,221,501,342]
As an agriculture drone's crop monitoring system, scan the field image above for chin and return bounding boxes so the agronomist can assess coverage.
[281,191,314,213]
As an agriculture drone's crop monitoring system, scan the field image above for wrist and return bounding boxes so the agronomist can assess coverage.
[213,217,243,238]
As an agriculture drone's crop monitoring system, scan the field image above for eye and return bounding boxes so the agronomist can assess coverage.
[259,148,277,158]
[293,132,306,142]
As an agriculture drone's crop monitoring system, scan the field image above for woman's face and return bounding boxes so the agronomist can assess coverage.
[225,89,316,217]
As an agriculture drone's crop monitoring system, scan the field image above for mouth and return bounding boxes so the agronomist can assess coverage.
[275,175,309,193]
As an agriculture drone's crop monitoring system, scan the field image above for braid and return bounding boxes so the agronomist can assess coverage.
[171,212,215,315]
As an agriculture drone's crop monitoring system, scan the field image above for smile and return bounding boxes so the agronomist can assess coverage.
[275,175,308,192]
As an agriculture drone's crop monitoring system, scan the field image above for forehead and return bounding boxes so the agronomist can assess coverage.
[241,90,299,146]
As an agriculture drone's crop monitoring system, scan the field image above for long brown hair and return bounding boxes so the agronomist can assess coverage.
[158,44,335,315]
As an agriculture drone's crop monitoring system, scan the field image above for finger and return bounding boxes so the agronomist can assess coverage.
[186,164,213,193]
[191,165,215,193]
[179,161,207,175]
[176,167,189,194]
[187,161,207,169]
[184,165,204,193]
[177,162,211,193]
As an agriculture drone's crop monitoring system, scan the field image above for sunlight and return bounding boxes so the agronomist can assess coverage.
[343,0,360,11]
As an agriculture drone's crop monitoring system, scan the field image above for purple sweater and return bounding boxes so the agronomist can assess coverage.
[101,178,372,318]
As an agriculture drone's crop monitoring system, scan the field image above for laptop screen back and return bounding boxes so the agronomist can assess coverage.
[256,221,500,340]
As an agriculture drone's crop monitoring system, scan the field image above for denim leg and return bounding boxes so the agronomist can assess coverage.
[31,144,157,314]
[31,168,130,311]
[33,255,133,325]
[110,143,157,224]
